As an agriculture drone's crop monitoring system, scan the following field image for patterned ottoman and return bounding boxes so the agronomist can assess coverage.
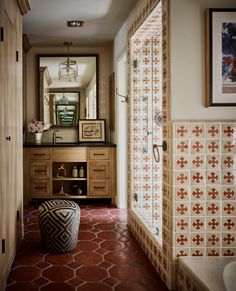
[38,200,80,253]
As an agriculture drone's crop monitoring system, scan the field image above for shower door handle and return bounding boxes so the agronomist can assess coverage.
[153,141,167,163]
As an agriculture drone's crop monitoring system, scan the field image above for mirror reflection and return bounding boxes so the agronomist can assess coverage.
[38,55,98,127]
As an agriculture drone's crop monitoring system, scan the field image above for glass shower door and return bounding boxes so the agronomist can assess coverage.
[130,8,163,240]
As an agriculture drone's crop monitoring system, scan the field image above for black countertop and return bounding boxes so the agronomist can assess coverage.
[23,142,116,148]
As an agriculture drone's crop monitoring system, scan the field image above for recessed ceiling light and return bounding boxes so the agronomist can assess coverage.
[67,21,85,27]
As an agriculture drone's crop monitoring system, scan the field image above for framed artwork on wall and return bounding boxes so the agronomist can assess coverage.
[205,8,236,107]
[78,119,106,142]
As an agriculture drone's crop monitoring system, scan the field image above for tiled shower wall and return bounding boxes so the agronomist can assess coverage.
[173,121,236,257]
[130,2,163,236]
[128,0,172,289]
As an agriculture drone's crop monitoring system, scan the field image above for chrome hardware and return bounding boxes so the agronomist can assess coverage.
[154,111,163,127]
[153,141,167,163]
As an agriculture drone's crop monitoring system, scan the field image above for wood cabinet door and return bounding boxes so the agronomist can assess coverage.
[30,179,51,197]
[89,161,110,179]
[30,162,51,179]
[88,148,109,160]
[89,179,110,197]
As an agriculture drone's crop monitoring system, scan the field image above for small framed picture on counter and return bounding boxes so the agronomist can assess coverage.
[78,119,106,142]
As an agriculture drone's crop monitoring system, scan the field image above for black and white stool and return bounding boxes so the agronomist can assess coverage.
[38,199,80,253]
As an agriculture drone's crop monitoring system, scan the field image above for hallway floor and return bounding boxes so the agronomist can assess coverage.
[6,204,168,291]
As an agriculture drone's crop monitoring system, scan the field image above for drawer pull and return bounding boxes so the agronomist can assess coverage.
[93,153,105,156]
[94,186,106,189]
[33,153,46,156]
[34,169,46,172]
[93,169,105,172]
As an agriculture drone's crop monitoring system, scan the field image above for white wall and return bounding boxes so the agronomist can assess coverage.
[170,0,236,120]
[114,0,146,66]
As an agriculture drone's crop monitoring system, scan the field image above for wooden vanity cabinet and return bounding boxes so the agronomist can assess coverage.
[24,146,116,204]
[88,148,113,197]
[25,149,52,199]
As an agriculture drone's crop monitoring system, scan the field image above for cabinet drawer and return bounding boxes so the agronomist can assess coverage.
[89,148,109,160]
[53,148,86,161]
[30,162,51,178]
[30,179,51,197]
[30,149,50,160]
[89,179,110,197]
[89,161,110,179]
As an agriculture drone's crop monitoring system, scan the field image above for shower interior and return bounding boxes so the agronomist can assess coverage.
[130,2,163,242]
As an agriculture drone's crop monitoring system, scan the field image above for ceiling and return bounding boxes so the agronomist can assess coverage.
[23,0,139,47]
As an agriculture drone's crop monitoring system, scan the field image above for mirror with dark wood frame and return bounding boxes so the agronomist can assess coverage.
[38,54,98,127]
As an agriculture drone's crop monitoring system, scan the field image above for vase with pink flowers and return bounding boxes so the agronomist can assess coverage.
[28,119,51,144]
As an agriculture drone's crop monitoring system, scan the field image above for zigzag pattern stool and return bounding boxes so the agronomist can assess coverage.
[38,200,80,253]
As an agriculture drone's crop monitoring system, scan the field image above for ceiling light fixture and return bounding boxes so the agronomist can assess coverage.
[67,20,85,27]
[58,42,78,82]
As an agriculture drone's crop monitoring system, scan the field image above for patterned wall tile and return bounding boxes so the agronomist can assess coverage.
[173,123,189,138]
[206,217,220,231]
[190,217,205,232]
[206,124,220,139]
[191,155,205,169]
[190,140,205,154]
[190,123,205,139]
[173,121,236,258]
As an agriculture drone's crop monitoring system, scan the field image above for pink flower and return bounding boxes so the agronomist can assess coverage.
[28,119,51,133]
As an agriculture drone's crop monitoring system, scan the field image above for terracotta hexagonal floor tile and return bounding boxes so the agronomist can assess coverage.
[35,261,51,270]
[74,251,103,265]
[76,266,108,281]
[102,276,119,287]
[67,277,85,287]
[95,248,108,255]
[98,261,113,269]
[78,282,113,291]
[67,261,81,269]
[78,231,96,240]
[45,253,73,265]
[100,240,125,251]
[79,223,93,231]
[24,231,41,241]
[43,266,74,281]
[109,264,140,281]
[6,205,168,291]
[77,241,99,251]
[90,209,109,216]
[97,231,120,240]
[32,277,49,287]
[94,223,116,230]
[6,282,39,291]
[15,252,43,265]
[104,251,133,265]
[91,216,112,223]
[9,266,41,281]
[115,282,148,291]
[41,282,75,291]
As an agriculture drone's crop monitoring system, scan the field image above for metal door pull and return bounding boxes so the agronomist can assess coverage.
[153,141,167,163]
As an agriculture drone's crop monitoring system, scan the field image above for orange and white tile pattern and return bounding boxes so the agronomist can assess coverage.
[173,121,236,257]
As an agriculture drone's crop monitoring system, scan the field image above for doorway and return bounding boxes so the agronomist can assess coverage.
[116,51,128,209]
